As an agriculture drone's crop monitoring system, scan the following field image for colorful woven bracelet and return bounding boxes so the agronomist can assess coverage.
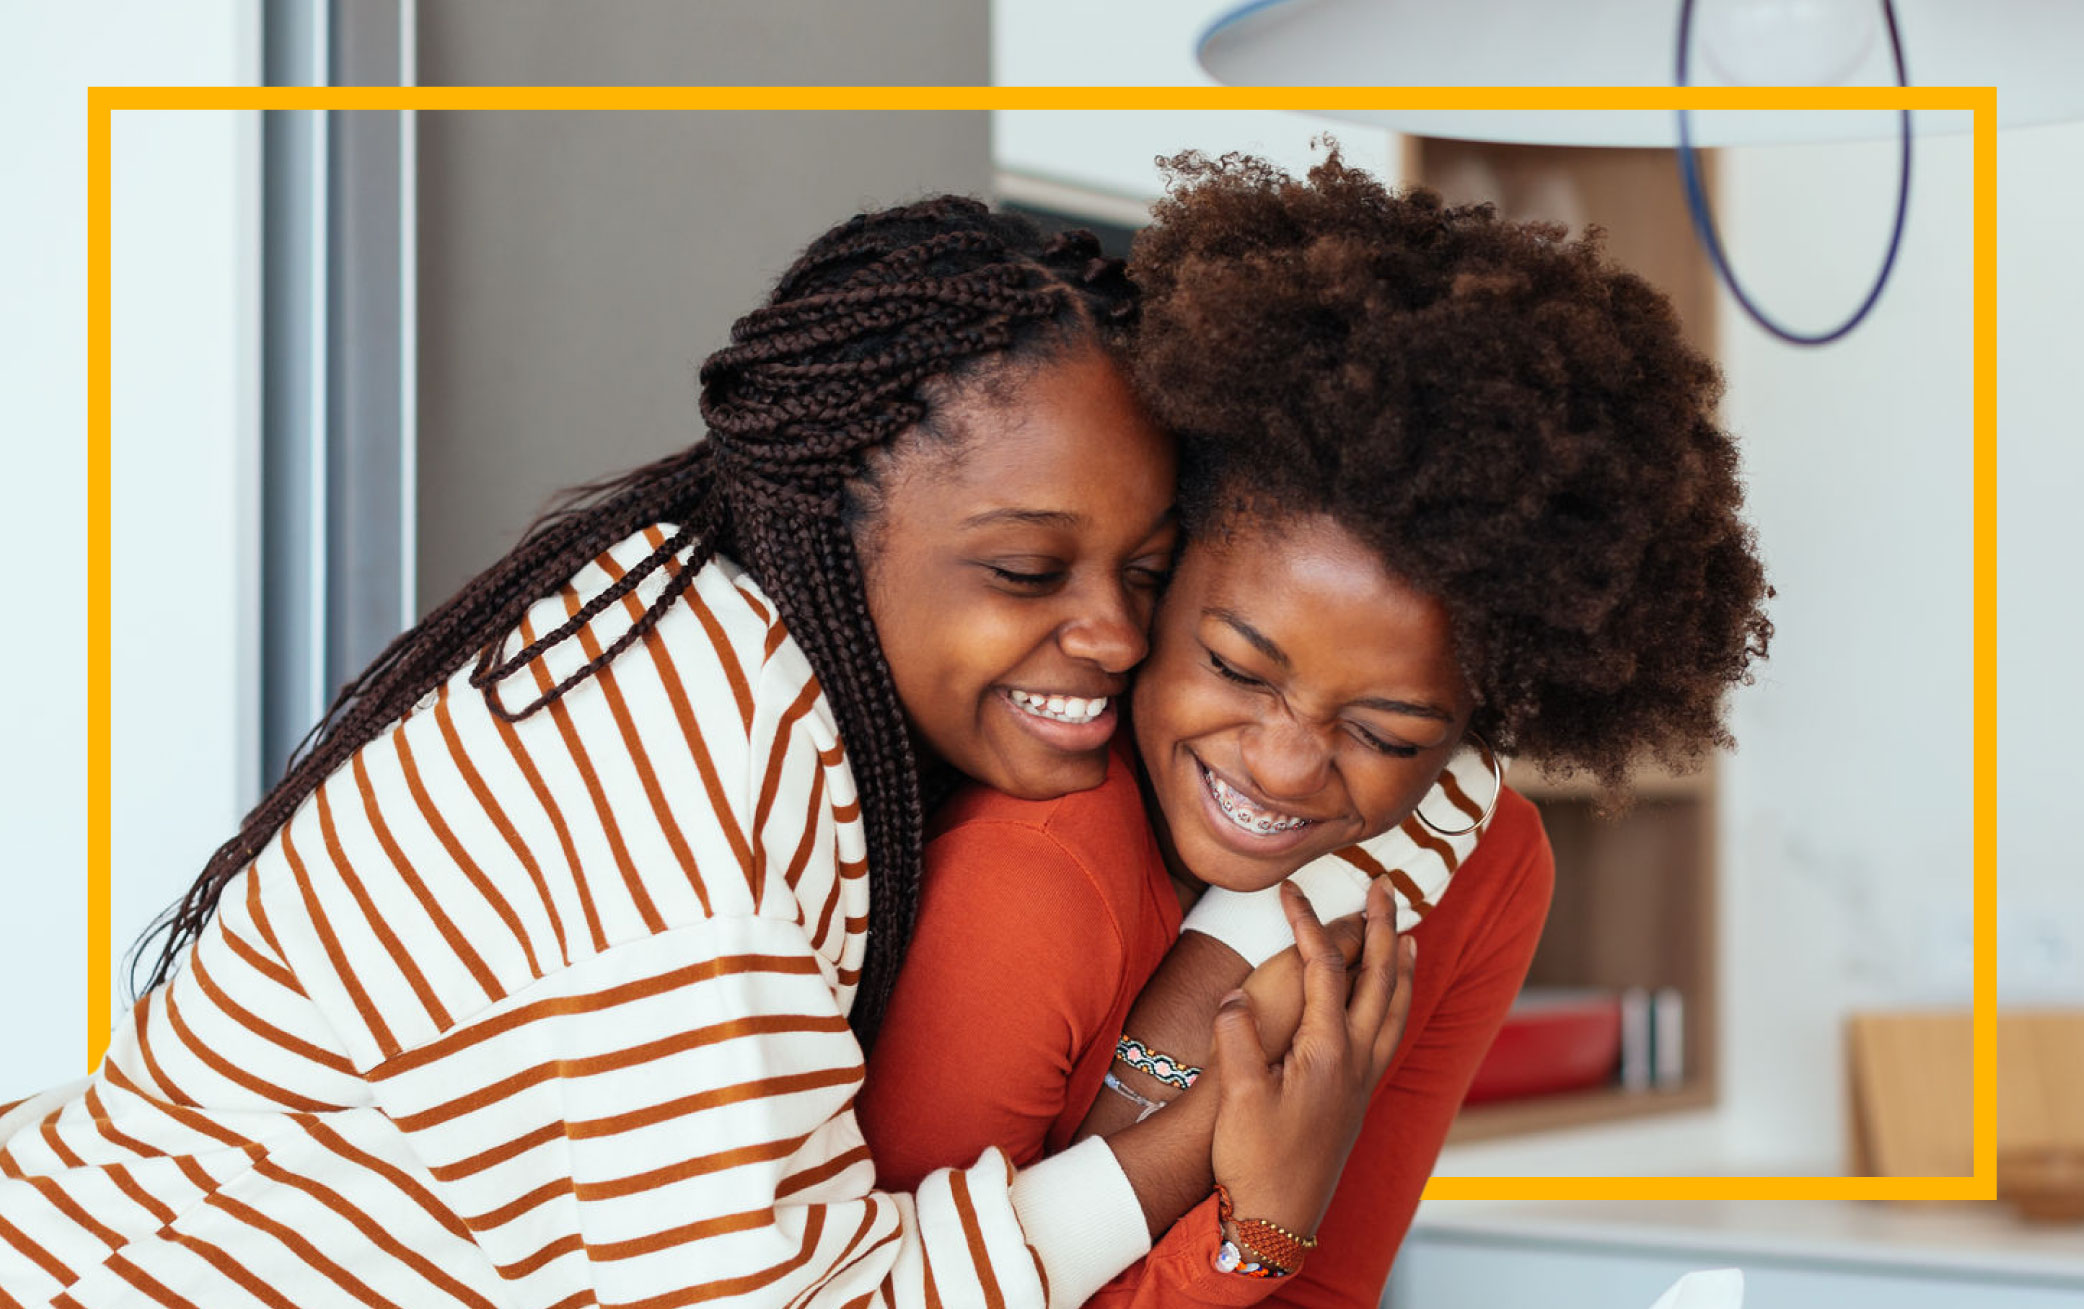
[1114,1034,1201,1091]
[1214,1183,1318,1274]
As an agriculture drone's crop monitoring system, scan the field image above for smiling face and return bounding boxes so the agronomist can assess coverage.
[1132,512,1476,893]
[858,345,1178,800]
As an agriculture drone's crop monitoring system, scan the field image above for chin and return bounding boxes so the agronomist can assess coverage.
[988,753,1111,802]
[1196,865,1293,895]
[1178,834,1316,895]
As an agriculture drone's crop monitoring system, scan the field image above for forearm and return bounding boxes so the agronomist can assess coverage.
[1102,1072,1222,1236]
[1120,931,1255,1068]
[1077,931,1253,1140]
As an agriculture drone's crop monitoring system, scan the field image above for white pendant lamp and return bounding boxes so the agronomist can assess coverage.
[1197,0,2084,147]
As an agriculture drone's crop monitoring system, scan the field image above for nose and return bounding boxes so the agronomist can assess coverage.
[1239,711,1334,803]
[1057,579,1149,674]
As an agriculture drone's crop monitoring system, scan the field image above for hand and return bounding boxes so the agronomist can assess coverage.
[1238,909,1367,1060]
[1207,877,1416,1238]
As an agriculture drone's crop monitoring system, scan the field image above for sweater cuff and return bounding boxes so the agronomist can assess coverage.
[1009,1136,1151,1309]
[1180,861,1371,968]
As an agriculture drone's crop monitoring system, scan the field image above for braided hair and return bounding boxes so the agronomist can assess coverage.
[137,196,1138,1047]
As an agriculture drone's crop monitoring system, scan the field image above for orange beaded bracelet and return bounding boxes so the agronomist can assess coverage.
[1213,1183,1319,1275]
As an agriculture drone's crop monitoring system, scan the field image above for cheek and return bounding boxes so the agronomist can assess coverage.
[955,605,1053,679]
[1355,761,1448,833]
[857,535,918,657]
[1136,657,1227,748]
[863,557,979,729]
[894,594,1064,719]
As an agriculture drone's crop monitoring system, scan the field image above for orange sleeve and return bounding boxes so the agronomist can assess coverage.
[1089,1195,1272,1309]
[1085,791,1555,1309]
[860,817,1131,1193]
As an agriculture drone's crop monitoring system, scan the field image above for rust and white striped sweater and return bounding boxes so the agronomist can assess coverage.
[0,531,1146,1309]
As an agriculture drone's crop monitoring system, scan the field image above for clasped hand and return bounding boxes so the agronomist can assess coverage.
[1207,878,1414,1238]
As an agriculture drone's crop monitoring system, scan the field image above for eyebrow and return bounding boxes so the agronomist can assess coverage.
[960,507,1085,530]
[1206,607,1458,723]
[1207,608,1291,670]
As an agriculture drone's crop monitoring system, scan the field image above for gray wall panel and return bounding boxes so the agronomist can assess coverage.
[413,2,989,607]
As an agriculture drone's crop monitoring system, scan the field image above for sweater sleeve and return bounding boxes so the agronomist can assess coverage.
[1174,859,1370,969]
[1082,791,1554,1309]
[860,820,1133,1192]
[247,555,1149,1309]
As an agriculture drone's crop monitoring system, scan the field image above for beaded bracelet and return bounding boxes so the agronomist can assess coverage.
[1114,1034,1202,1091]
[1099,1070,1168,1122]
[1214,1183,1318,1275]
[1214,1238,1289,1279]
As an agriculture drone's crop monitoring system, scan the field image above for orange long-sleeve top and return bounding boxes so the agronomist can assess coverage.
[858,745,1554,1309]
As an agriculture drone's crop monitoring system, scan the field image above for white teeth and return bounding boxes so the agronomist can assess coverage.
[1201,763,1311,836]
[1009,689,1107,725]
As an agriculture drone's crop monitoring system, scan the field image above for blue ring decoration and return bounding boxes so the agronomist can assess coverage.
[1675,0,1914,346]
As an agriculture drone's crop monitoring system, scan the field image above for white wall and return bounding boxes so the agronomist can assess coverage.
[994,0,1397,208]
[1988,121,2084,1007]
[1713,120,2084,1170]
[0,2,261,1099]
[1712,126,1975,1170]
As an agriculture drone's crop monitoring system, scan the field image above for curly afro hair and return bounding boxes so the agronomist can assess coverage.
[1129,149,1773,791]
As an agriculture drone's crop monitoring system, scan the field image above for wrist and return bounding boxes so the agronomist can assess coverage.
[1107,1080,1220,1238]
[1208,1173,1322,1245]
[1114,1032,1203,1096]
[1213,1182,1318,1278]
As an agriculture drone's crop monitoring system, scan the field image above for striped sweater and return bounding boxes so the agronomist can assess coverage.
[0,531,1146,1309]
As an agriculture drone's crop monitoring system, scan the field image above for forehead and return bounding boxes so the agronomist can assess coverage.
[1180,514,1465,698]
[894,348,1176,517]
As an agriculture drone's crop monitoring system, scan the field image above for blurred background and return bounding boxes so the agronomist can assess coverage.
[6,1,2079,1305]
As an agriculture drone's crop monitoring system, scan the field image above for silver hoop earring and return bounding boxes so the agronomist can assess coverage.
[1413,734,1502,838]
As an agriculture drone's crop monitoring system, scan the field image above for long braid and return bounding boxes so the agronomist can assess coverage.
[136,196,1137,1048]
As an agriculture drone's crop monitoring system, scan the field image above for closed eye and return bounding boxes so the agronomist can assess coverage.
[1127,561,1173,592]
[1207,649,1264,688]
[1349,725,1419,758]
[985,565,1067,589]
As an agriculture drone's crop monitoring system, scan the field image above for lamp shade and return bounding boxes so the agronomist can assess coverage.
[1198,0,2084,146]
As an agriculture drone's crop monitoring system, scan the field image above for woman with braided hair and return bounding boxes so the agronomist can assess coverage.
[0,197,1406,1309]
[860,150,1774,1306]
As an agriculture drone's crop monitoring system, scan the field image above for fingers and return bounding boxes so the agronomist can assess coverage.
[1343,878,1402,1046]
[1323,912,1367,969]
[1281,882,1351,1043]
[1280,879,1330,957]
[1210,988,1273,1106]
[1368,935,1419,1075]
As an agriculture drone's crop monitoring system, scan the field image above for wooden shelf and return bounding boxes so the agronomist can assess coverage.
[1448,1081,1717,1145]
[1504,758,1712,805]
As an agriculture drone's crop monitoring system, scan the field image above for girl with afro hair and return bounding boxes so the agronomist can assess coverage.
[860,149,1773,1305]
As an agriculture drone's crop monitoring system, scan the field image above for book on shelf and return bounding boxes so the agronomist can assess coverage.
[1465,985,1687,1105]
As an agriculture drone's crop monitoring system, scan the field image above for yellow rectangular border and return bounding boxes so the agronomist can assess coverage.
[85,85,1996,1204]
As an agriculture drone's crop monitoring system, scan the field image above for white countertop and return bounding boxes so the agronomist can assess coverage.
[1409,1200,2084,1284]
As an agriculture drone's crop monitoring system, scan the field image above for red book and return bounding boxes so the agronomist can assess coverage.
[1464,987,1624,1105]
